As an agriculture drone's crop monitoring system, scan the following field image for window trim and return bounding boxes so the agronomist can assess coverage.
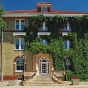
[15,19,25,30]
[14,38,25,50]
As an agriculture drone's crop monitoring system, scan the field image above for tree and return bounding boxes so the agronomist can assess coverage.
[0,0,6,29]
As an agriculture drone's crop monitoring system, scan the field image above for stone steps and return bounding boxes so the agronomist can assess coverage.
[29,75,60,86]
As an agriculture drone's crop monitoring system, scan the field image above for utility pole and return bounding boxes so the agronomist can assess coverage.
[1,28,3,82]
[0,0,4,82]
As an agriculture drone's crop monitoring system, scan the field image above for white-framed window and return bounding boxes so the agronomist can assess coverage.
[15,57,26,72]
[64,40,70,49]
[15,19,25,30]
[40,39,47,44]
[39,22,48,31]
[15,39,25,50]
[41,7,48,12]
[63,22,71,31]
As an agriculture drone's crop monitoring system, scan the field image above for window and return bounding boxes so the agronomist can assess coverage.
[63,23,71,31]
[16,58,24,71]
[15,39,25,50]
[15,19,25,30]
[64,25,67,30]
[40,39,47,44]
[64,40,70,49]
[41,7,48,12]
[66,59,72,70]
[39,22,48,31]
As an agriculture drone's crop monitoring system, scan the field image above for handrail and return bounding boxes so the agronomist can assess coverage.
[24,70,37,80]
[21,70,37,85]
[51,70,68,84]
[51,71,68,85]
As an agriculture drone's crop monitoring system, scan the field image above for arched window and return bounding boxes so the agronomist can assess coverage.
[16,58,24,70]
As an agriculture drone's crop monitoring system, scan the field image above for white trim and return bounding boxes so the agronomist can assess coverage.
[3,13,87,17]
[43,22,45,30]
[15,70,23,72]
[38,32,50,35]
[67,40,70,49]
[67,22,70,30]
[62,32,68,35]
[13,32,26,36]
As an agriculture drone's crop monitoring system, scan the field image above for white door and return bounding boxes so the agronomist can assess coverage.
[40,58,49,75]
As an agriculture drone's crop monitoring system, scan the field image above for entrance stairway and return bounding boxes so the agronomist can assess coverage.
[29,75,66,86]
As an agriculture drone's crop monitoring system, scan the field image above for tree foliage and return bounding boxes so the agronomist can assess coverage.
[0,0,6,29]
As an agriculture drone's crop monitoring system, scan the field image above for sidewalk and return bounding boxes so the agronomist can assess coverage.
[0,81,88,88]
[0,85,88,88]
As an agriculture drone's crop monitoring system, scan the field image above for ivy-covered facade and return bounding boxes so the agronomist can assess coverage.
[1,2,88,81]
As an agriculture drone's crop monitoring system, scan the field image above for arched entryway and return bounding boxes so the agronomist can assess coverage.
[39,58,49,75]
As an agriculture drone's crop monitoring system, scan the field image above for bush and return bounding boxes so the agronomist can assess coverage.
[66,70,73,81]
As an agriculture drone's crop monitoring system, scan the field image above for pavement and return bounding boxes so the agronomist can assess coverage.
[0,81,88,88]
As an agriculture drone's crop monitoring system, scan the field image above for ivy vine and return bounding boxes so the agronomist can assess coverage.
[23,14,88,80]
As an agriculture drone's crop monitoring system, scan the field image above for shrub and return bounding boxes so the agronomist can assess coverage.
[66,70,73,81]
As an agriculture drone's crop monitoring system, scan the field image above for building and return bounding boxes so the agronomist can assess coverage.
[1,2,88,81]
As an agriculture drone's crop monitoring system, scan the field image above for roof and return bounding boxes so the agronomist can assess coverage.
[6,9,88,14]
[37,2,52,4]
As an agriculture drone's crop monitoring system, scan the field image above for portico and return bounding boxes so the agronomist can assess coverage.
[33,52,54,75]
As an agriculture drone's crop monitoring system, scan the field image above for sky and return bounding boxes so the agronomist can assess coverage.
[2,0,88,12]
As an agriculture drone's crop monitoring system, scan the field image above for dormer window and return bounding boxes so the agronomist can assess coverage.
[37,2,52,12]
[41,7,48,12]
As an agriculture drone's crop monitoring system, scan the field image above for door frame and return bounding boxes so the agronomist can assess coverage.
[39,58,49,75]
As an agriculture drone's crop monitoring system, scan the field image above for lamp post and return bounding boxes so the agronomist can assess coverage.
[22,55,25,81]
[64,55,67,81]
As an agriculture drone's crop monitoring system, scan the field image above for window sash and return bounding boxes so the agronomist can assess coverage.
[16,20,19,30]
[40,39,47,44]
[15,19,25,30]
[16,58,24,70]
[15,39,25,50]
[39,22,48,31]
[63,22,71,30]
[64,40,70,49]
[41,7,48,12]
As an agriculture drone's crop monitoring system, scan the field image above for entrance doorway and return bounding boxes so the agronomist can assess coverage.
[39,58,49,75]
